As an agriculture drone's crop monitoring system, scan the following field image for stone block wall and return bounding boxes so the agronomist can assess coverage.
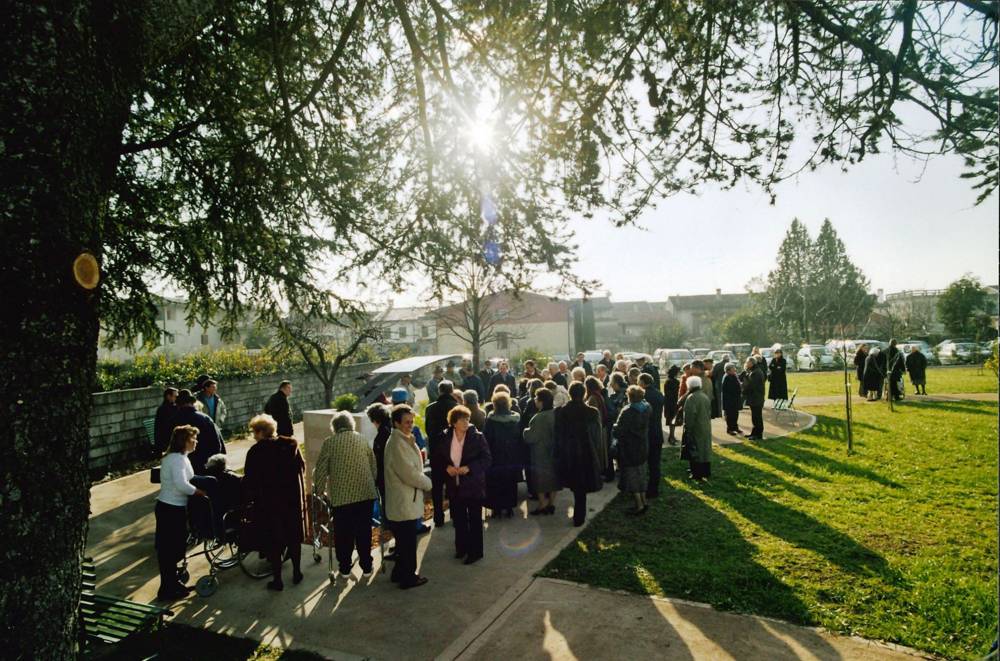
[87,361,387,478]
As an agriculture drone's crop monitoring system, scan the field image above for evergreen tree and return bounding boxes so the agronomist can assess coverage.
[765,219,815,342]
[811,220,874,340]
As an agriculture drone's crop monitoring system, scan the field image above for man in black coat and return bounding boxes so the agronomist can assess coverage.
[153,387,178,454]
[174,389,226,474]
[572,352,594,376]
[905,346,928,395]
[710,357,728,418]
[553,382,603,526]
[478,360,495,392]
[424,381,458,526]
[639,373,665,497]
[488,361,517,399]
[637,355,660,385]
[264,380,294,437]
[886,339,905,401]
[740,359,766,441]
[721,363,743,435]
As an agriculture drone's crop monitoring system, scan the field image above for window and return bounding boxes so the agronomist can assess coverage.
[497,332,509,350]
[165,307,175,321]
[201,333,209,346]
[421,325,429,338]
[397,326,407,338]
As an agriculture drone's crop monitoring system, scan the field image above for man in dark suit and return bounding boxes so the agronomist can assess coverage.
[488,361,517,398]
[573,352,594,376]
[264,380,294,437]
[740,358,766,440]
[710,356,729,419]
[639,373,665,497]
[424,380,458,526]
[478,360,495,392]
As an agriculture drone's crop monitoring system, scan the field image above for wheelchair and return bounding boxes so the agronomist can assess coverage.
[309,487,387,584]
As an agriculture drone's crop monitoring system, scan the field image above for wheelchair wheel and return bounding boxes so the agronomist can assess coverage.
[238,550,273,579]
[205,538,240,570]
[177,567,190,584]
[195,575,218,597]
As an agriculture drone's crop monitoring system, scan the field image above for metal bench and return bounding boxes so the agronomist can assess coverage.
[772,387,798,421]
[79,557,171,656]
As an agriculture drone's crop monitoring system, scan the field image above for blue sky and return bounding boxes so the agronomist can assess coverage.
[561,149,998,302]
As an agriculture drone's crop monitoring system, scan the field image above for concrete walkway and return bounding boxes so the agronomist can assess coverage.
[87,413,933,660]
[455,578,925,661]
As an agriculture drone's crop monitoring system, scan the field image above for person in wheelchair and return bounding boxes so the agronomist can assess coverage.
[202,453,243,540]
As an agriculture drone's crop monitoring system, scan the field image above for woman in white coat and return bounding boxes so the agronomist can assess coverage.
[383,404,433,589]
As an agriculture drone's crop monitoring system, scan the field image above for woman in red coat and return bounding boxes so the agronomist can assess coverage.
[242,414,308,591]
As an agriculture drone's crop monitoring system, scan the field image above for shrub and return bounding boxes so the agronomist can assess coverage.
[94,347,305,392]
[332,393,359,412]
[510,347,552,370]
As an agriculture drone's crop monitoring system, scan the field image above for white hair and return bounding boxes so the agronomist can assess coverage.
[687,376,703,390]
[205,454,227,472]
[331,411,356,433]
[463,390,480,407]
[571,366,586,381]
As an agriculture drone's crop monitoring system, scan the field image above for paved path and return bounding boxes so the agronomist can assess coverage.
[456,578,925,661]
[795,392,997,407]
[87,414,934,660]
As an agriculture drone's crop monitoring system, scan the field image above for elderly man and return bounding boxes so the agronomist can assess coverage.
[740,358,766,441]
[638,373,665,497]
[599,350,615,371]
[636,355,660,384]
[426,365,444,401]
[554,361,570,388]
[573,352,593,376]
[478,360,495,390]
[905,345,928,395]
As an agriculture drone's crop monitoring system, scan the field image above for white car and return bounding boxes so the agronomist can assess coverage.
[796,345,836,371]
[937,341,978,365]
[658,348,695,373]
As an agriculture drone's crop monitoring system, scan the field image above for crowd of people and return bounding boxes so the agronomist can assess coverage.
[151,348,792,599]
[853,339,929,401]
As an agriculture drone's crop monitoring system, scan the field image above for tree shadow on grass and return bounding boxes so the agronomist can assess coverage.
[904,400,998,417]
[565,489,846,660]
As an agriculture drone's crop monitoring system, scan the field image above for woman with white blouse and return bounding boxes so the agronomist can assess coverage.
[155,424,206,601]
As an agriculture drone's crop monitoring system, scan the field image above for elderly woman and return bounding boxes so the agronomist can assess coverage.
[662,365,681,445]
[484,391,521,518]
[768,349,789,401]
[583,376,610,483]
[313,412,378,578]
[524,388,560,515]
[435,406,492,564]
[683,376,713,480]
[854,344,869,397]
[155,424,206,601]
[463,390,487,430]
[366,403,392,502]
[242,414,307,591]
[613,386,650,515]
[384,405,432,588]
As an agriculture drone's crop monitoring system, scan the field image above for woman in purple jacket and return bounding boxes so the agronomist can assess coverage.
[435,406,492,564]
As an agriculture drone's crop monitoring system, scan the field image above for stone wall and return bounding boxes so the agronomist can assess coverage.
[87,361,388,478]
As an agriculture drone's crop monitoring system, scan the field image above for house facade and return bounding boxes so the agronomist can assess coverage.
[666,289,752,338]
[98,296,237,361]
[434,291,573,360]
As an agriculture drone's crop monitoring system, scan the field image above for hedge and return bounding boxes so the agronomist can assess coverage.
[95,347,306,392]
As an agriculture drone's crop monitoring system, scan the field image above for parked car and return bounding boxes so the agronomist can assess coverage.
[936,341,979,365]
[690,347,711,359]
[770,343,799,371]
[658,348,695,373]
[580,350,605,364]
[722,343,751,361]
[706,350,735,366]
[796,345,837,371]
[899,340,938,365]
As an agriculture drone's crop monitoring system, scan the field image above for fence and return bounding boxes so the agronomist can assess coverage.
[87,361,388,478]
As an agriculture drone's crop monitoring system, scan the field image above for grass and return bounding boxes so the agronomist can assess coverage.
[541,399,998,660]
[100,624,327,660]
[784,365,997,398]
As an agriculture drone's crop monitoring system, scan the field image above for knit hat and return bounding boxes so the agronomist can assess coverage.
[687,376,703,390]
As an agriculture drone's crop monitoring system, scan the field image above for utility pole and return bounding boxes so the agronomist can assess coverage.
[841,325,854,454]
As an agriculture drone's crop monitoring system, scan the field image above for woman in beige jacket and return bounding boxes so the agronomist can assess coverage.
[383,405,432,589]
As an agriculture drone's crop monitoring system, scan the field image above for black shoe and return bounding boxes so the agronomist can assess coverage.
[293,570,304,585]
[390,573,400,584]
[626,507,644,516]
[530,508,545,516]
[573,519,585,527]
[463,555,482,565]
[384,552,399,562]
[433,519,445,527]
[266,581,284,592]
[400,576,429,590]
[454,551,466,559]
[416,524,431,535]
[544,505,555,515]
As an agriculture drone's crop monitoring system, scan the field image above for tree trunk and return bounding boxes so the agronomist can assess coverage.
[0,4,136,656]
[323,381,335,408]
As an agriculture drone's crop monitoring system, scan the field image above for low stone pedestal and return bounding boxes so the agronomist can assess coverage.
[301,409,377,492]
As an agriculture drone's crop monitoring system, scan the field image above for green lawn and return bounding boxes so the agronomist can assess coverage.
[784,365,997,398]
[542,399,998,659]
